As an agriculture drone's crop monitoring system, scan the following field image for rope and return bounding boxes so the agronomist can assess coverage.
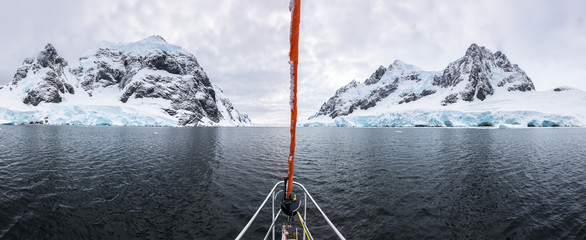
[297,211,311,240]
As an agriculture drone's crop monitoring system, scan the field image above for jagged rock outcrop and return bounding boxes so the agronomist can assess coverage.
[3,36,251,126]
[432,44,534,103]
[69,35,250,126]
[11,44,75,106]
[364,66,386,85]
[310,44,536,120]
[310,60,431,119]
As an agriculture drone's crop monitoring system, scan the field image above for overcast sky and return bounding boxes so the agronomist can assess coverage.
[1,0,584,126]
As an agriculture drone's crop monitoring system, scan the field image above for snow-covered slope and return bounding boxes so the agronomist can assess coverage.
[0,36,251,127]
[304,44,586,127]
[8,44,77,106]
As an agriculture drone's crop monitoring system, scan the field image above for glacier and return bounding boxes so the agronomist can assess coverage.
[303,110,581,128]
[0,87,250,127]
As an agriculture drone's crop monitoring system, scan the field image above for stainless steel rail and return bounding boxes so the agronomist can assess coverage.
[235,181,345,240]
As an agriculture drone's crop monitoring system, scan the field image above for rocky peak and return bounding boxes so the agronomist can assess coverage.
[457,44,495,101]
[2,36,251,126]
[71,36,247,126]
[10,43,75,106]
[144,35,167,43]
[493,51,514,72]
[388,59,421,75]
[464,43,491,58]
[465,43,480,56]
[38,43,68,69]
[311,44,538,120]
[12,43,69,85]
[336,80,358,95]
[364,66,386,85]
[433,43,534,103]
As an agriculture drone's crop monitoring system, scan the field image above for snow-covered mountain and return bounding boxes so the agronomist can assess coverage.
[9,44,76,106]
[305,44,586,127]
[0,36,251,127]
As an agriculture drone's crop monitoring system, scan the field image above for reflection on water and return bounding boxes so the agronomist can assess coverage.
[0,126,585,239]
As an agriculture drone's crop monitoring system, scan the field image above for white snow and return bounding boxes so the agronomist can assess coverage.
[0,82,177,126]
[0,36,252,127]
[304,51,586,128]
[86,35,187,56]
[289,61,296,111]
[302,88,586,128]
[0,80,251,127]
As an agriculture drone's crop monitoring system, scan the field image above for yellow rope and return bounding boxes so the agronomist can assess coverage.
[297,211,311,240]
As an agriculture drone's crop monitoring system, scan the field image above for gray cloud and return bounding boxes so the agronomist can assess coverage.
[1,0,585,126]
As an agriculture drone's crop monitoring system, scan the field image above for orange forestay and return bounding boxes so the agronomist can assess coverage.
[286,0,301,200]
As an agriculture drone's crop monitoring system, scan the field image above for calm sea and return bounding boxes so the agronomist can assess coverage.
[0,126,585,239]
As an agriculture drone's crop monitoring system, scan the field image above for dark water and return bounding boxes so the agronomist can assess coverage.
[0,126,585,239]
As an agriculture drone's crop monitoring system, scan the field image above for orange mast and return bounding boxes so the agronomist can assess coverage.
[286,0,301,200]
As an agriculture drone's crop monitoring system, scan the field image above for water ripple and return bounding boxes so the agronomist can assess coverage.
[0,127,585,239]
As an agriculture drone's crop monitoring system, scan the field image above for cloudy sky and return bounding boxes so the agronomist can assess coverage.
[1,0,584,126]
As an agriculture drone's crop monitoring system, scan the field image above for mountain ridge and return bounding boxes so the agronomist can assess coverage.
[0,36,251,127]
[306,44,585,127]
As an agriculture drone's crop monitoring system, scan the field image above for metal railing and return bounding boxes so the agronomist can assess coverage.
[235,181,346,240]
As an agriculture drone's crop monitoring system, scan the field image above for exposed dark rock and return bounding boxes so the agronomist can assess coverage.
[29,119,46,124]
[311,44,538,121]
[435,43,533,101]
[73,49,125,91]
[364,66,386,85]
[163,108,177,116]
[443,93,458,106]
[11,44,74,106]
[360,81,399,109]
[144,50,182,74]
[420,89,436,96]
[398,93,418,104]
[37,44,68,69]
[337,80,358,95]
[310,64,430,119]
[5,37,250,126]
[310,80,359,119]
[508,82,534,92]
[72,37,247,126]
[23,86,62,106]
[457,45,495,101]
[497,75,514,87]
[494,51,514,72]
[460,83,476,102]
[398,89,437,104]
[553,87,573,92]
[23,57,34,65]
[312,79,400,119]
[433,67,462,88]
[12,65,29,85]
